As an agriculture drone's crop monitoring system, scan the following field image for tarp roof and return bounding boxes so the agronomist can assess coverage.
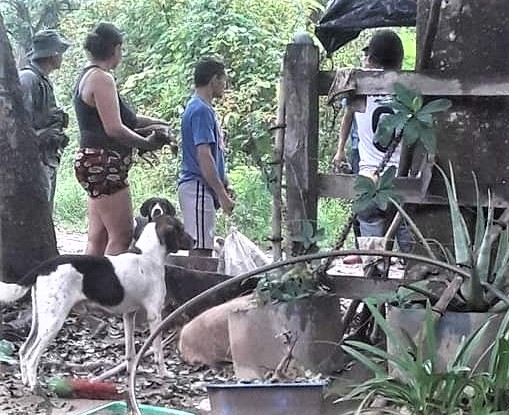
[315,0,417,55]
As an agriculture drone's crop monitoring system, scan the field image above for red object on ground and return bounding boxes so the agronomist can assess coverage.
[50,376,125,400]
[70,379,125,400]
[342,254,362,265]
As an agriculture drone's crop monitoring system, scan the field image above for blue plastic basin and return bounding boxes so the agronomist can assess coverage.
[79,401,196,415]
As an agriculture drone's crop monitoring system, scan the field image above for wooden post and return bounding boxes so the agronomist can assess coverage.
[270,78,285,261]
[283,42,319,256]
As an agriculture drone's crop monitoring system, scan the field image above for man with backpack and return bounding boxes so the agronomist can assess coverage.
[19,29,71,213]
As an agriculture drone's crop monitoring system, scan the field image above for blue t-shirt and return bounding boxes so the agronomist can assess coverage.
[178,95,226,190]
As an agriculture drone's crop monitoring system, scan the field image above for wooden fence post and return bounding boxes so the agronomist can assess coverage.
[283,42,319,256]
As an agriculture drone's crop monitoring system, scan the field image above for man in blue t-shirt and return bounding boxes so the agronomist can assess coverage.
[178,58,235,256]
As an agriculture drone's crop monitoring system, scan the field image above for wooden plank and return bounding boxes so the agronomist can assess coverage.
[318,173,509,207]
[326,274,401,300]
[319,69,509,98]
[318,173,444,204]
[283,43,320,255]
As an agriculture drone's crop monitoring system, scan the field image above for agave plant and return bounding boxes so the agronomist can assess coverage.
[337,299,509,414]
[392,162,509,312]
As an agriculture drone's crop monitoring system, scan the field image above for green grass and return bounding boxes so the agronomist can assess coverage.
[54,153,352,249]
[318,197,354,249]
[54,148,87,231]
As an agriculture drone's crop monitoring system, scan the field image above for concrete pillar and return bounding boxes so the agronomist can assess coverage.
[411,0,509,251]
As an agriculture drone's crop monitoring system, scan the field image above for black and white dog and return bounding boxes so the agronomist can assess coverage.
[0,215,193,390]
[134,197,176,241]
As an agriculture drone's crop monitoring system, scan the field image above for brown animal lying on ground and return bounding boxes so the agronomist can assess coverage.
[178,295,254,366]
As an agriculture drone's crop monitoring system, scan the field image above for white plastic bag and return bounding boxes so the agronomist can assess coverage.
[218,227,270,275]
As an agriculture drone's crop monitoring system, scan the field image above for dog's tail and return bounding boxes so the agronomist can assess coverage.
[0,281,30,303]
[0,255,70,304]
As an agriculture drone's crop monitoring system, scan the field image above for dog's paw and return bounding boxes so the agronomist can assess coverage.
[29,382,43,395]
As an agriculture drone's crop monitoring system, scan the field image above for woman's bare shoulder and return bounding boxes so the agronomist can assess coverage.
[87,68,116,89]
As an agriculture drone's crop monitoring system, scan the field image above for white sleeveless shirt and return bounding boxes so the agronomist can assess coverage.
[354,95,401,177]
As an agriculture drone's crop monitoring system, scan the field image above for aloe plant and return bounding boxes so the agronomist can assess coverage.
[392,163,509,312]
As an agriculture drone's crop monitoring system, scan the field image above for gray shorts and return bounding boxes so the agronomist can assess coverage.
[178,180,216,250]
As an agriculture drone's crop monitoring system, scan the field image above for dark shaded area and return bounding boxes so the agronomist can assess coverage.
[315,0,416,55]
[164,265,257,322]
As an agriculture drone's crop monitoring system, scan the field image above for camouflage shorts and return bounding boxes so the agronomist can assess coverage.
[74,148,132,198]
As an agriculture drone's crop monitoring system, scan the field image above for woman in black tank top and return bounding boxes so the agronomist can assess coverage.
[74,22,171,256]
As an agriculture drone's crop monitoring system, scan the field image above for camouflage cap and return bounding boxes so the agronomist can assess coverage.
[28,29,71,60]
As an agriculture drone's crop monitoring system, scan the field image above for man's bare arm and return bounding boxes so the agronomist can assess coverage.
[196,144,234,214]
[333,106,354,166]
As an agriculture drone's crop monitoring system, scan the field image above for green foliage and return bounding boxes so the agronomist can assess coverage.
[376,82,451,153]
[0,0,79,51]
[436,164,509,311]
[398,27,417,71]
[255,263,328,306]
[54,153,87,230]
[339,299,509,414]
[289,220,325,253]
[353,166,399,213]
[216,165,272,245]
[318,197,352,248]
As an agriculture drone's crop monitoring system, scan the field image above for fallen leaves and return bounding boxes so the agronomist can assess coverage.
[0,303,234,414]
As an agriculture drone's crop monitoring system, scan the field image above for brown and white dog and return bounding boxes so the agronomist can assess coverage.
[133,197,177,241]
[0,215,193,390]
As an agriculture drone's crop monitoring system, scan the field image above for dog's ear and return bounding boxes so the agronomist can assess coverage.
[155,216,193,253]
[155,216,178,253]
[140,198,156,218]
[162,200,176,217]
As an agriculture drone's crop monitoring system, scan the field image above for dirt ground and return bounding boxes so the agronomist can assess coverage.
[0,229,379,415]
[0,229,233,415]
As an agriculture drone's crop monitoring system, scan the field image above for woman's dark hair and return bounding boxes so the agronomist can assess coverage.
[84,22,123,60]
[194,58,226,87]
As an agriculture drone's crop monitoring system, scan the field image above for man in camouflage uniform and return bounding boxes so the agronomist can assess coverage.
[19,29,71,213]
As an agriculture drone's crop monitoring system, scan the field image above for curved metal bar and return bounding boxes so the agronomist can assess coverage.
[128,249,470,413]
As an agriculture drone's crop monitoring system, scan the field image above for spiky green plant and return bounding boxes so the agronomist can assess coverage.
[393,163,509,312]
[337,298,509,414]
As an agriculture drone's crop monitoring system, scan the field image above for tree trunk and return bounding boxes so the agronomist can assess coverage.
[0,13,57,283]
